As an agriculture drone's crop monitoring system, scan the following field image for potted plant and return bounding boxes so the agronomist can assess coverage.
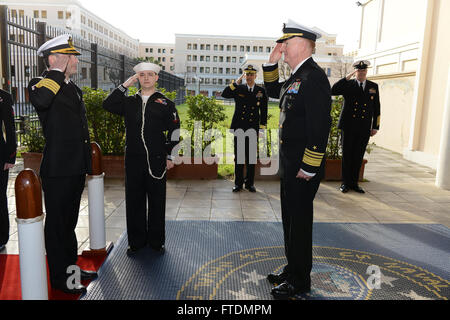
[324,96,371,181]
[21,120,45,174]
[167,94,226,180]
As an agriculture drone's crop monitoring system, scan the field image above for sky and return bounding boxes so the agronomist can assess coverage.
[78,0,362,52]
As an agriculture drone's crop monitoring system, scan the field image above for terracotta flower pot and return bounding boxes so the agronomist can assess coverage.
[324,159,368,181]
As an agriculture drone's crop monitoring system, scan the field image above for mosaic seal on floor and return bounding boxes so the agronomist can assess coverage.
[177,246,449,300]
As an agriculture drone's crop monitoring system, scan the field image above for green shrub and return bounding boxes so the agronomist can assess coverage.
[83,87,126,155]
[22,120,45,153]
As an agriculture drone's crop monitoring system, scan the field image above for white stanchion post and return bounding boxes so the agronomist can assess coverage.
[88,173,106,250]
[15,169,48,300]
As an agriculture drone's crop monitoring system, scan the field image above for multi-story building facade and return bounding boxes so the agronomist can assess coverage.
[138,43,175,73]
[175,30,351,97]
[0,0,139,58]
[175,34,276,97]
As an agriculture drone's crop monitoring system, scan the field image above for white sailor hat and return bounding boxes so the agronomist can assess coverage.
[243,64,258,74]
[37,34,81,57]
[133,62,161,74]
[277,19,322,43]
[353,60,371,70]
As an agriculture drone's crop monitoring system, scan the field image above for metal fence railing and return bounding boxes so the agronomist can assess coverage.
[0,5,185,143]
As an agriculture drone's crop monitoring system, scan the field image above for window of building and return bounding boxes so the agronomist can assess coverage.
[218,79,223,85]
[205,78,210,84]
[205,56,210,62]
[226,68,230,74]
[66,12,71,19]
[33,10,39,18]
[193,44,197,50]
[41,10,47,18]
[219,68,223,74]
[19,10,24,18]
[219,56,224,62]
[219,45,224,51]
[187,43,192,50]
[240,46,244,52]
[205,67,210,74]
[200,55,204,61]
[231,68,236,75]
[213,56,218,62]
[200,44,205,50]
[158,48,161,53]
[213,67,217,74]
[232,45,237,52]
[259,46,263,53]
[11,10,17,18]
[232,57,236,63]
[58,11,64,19]
[200,67,204,73]
[226,45,231,51]
[253,46,257,52]
[266,47,271,53]
[226,57,231,63]
[193,55,197,61]
[192,67,197,73]
[214,44,218,51]
[206,44,210,50]
[246,46,250,52]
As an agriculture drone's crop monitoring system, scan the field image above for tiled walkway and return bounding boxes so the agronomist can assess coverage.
[2,146,449,255]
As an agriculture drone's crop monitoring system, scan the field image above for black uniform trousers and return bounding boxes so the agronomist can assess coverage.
[341,129,370,188]
[0,169,10,246]
[125,154,166,249]
[233,133,258,188]
[41,175,85,286]
[279,148,322,289]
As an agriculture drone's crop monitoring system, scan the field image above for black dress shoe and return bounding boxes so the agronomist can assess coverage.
[150,244,165,253]
[267,272,289,286]
[126,246,143,256]
[53,282,87,295]
[80,269,98,281]
[232,185,242,192]
[352,185,365,194]
[245,185,256,193]
[271,281,310,300]
[339,184,349,193]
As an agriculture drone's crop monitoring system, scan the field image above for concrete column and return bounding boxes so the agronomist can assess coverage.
[408,0,435,151]
[436,67,450,190]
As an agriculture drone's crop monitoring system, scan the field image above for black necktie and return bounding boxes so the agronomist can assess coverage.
[360,82,364,92]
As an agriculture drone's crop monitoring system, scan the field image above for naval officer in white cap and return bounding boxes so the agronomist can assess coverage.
[103,62,180,256]
[263,19,331,299]
[332,60,380,194]
[27,34,97,295]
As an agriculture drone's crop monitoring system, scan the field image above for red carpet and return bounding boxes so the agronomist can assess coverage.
[0,252,108,300]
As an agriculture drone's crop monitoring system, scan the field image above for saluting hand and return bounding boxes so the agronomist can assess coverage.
[269,43,283,64]
[346,70,357,81]
[123,74,139,88]
[236,73,245,85]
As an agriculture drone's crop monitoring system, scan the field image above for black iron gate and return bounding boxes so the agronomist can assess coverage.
[0,5,185,144]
